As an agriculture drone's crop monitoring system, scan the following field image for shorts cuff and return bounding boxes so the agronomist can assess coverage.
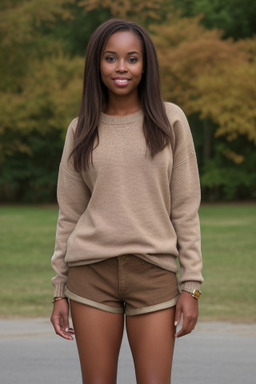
[126,296,179,316]
[64,288,124,315]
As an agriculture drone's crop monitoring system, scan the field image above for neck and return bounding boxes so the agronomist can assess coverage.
[104,93,141,116]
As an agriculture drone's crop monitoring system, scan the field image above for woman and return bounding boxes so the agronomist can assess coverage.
[50,18,203,384]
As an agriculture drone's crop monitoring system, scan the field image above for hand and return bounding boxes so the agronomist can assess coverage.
[50,299,74,341]
[174,291,199,338]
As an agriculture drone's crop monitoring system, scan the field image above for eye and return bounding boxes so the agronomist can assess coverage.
[105,56,116,63]
[128,57,138,63]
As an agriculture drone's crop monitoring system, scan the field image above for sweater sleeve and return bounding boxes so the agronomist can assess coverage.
[51,118,91,297]
[168,105,203,291]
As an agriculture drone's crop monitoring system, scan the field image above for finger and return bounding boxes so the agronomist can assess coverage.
[55,324,74,340]
[175,325,192,338]
[174,304,181,327]
[61,319,75,338]
[175,316,194,338]
[51,316,74,341]
[175,327,191,338]
[175,319,195,338]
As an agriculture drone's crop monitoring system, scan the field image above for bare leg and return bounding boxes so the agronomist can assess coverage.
[70,301,124,384]
[126,307,176,384]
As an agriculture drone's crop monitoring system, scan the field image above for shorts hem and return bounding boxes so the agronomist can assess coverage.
[64,288,124,315]
[126,296,179,316]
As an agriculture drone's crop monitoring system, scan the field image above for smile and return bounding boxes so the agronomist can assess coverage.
[113,78,130,86]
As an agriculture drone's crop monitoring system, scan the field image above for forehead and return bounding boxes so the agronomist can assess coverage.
[104,31,143,52]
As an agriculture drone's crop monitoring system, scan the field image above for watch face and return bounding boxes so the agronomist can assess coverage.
[192,290,201,300]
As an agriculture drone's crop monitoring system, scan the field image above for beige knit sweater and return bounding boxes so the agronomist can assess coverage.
[51,102,203,297]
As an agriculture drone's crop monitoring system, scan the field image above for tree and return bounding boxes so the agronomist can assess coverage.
[151,14,256,200]
[0,53,84,201]
[170,0,256,40]
[78,0,171,25]
[0,1,83,201]
[1,0,256,201]
[0,0,75,92]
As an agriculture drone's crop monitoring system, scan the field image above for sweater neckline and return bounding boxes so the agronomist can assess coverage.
[100,109,143,125]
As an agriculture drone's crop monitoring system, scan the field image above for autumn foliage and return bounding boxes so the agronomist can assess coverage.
[0,0,255,201]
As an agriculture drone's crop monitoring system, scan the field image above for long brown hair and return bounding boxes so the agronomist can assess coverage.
[71,19,174,171]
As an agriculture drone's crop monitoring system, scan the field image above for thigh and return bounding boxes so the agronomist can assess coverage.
[70,300,124,384]
[126,307,176,384]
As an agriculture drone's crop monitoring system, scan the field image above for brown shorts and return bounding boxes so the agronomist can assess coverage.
[65,255,180,316]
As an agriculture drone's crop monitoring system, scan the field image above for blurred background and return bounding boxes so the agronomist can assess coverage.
[0,0,256,203]
[0,0,255,321]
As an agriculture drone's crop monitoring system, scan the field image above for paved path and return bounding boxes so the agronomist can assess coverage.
[0,318,256,384]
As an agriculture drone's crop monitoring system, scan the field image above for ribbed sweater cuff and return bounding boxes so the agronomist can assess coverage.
[180,281,201,293]
[53,283,66,298]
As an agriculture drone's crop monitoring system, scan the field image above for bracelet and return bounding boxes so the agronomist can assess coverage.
[52,297,68,304]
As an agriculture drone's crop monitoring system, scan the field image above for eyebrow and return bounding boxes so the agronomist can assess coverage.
[103,50,140,55]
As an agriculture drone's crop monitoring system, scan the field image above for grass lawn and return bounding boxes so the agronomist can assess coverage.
[199,204,256,322]
[0,204,255,321]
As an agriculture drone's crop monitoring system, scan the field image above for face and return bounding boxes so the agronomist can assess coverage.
[100,31,144,99]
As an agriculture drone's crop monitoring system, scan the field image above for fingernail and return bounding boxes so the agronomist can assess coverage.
[65,327,69,332]
[174,321,178,326]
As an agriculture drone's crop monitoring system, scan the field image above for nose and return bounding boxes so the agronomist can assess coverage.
[116,59,127,73]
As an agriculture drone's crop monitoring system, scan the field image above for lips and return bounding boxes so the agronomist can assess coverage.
[113,78,130,86]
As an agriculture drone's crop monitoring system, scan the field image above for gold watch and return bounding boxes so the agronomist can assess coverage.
[183,289,201,300]
[191,289,201,300]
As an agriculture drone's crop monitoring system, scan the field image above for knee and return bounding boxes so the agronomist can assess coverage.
[137,378,171,384]
[82,372,116,384]
[136,371,171,384]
